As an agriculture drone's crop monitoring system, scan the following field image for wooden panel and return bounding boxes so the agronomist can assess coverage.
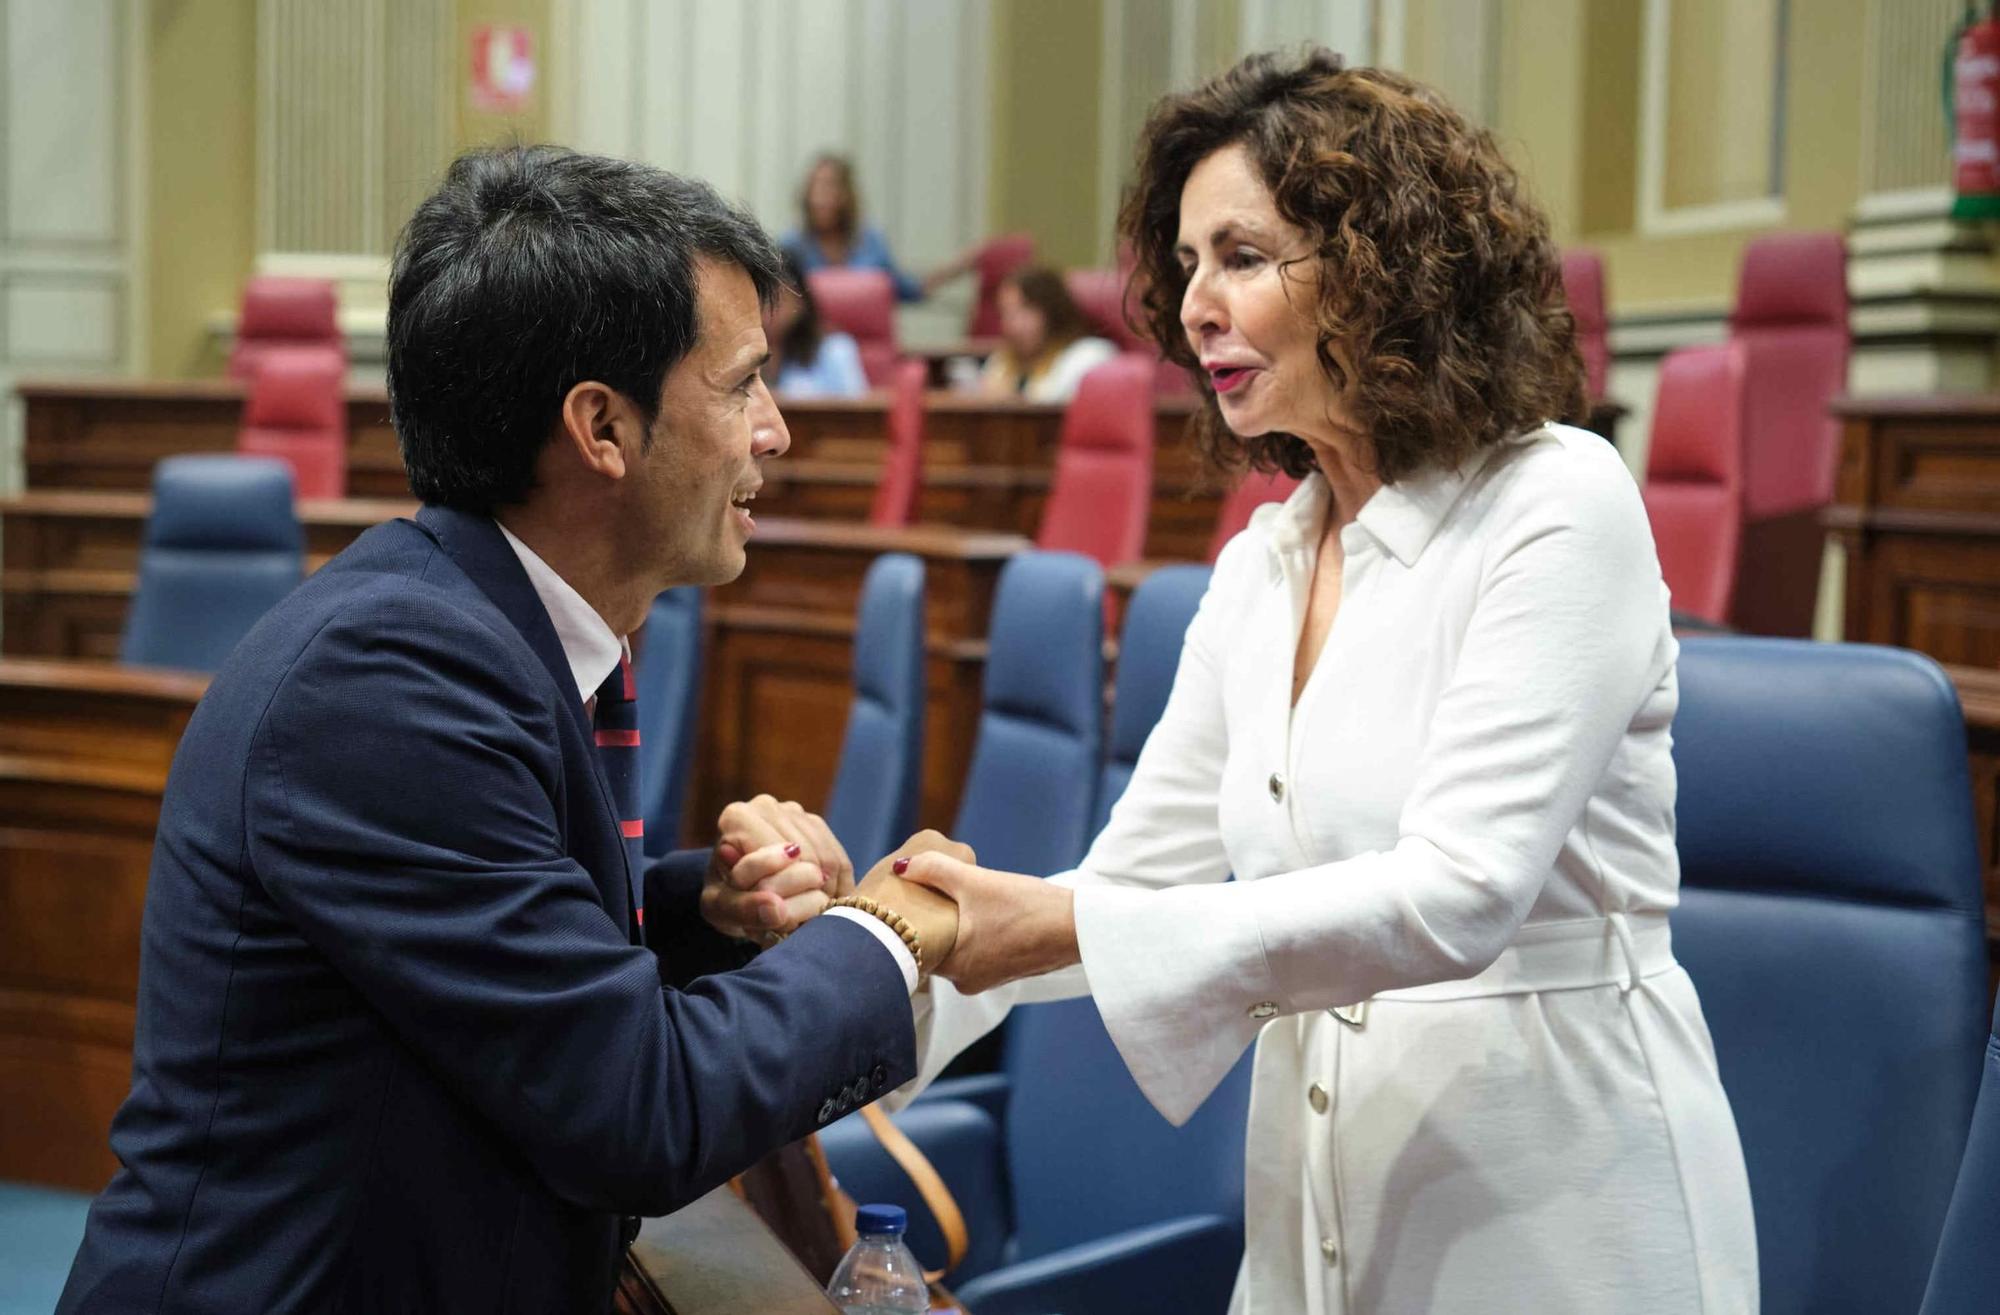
[20,378,403,496]
[0,658,206,1191]
[1826,396,2000,666]
[15,378,1223,555]
[1948,666,2000,957]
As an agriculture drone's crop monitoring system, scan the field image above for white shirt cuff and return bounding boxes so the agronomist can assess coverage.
[824,906,919,994]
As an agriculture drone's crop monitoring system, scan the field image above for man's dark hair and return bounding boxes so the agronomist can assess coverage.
[388,144,785,511]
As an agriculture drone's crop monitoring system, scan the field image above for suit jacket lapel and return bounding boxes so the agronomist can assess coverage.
[414,506,637,930]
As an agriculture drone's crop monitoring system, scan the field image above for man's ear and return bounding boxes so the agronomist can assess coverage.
[554,380,643,481]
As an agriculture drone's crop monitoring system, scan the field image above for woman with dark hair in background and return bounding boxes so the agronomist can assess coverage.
[883,49,1758,1314]
[782,152,974,303]
[977,266,1118,402]
[764,251,867,398]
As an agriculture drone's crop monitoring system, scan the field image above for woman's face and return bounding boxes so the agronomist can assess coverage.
[996,283,1048,359]
[1176,143,1345,443]
[805,164,848,233]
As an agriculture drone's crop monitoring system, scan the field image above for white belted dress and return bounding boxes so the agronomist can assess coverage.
[896,424,1759,1314]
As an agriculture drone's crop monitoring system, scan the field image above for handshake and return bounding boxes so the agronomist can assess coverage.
[697,796,1077,993]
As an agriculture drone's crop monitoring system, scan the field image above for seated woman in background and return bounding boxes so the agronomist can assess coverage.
[978,266,1118,403]
[765,252,868,398]
[783,153,971,303]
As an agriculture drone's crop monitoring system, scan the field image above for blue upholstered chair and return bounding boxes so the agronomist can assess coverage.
[1092,564,1209,837]
[0,1181,91,1315]
[1671,637,1987,1315]
[950,550,1105,877]
[633,587,704,856]
[821,997,1252,1313]
[824,554,926,870]
[1922,989,2000,1314]
[119,455,302,673]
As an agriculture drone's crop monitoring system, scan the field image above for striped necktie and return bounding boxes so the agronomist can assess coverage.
[592,655,645,933]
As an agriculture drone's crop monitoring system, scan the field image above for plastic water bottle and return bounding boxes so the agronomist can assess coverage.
[827,1203,928,1315]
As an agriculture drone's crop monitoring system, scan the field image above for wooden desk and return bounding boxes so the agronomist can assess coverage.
[1,491,414,660]
[1949,665,2000,952]
[692,519,1028,840]
[15,377,1220,561]
[0,497,1027,840]
[0,659,208,1191]
[1827,395,2000,667]
[20,376,403,498]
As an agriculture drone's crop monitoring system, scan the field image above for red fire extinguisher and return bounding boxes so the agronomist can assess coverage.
[1949,3,2000,220]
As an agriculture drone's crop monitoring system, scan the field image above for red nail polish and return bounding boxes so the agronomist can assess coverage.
[893,857,910,875]
[785,843,801,860]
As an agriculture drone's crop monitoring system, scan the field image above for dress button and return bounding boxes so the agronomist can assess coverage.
[1268,772,1285,803]
[1249,1000,1278,1020]
[1321,1237,1340,1265]
[1308,1082,1329,1115]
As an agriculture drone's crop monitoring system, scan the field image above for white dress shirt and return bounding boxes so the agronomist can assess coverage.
[496,523,917,992]
[897,426,1757,1313]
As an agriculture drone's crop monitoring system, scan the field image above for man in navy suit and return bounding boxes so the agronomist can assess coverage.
[59,146,964,1313]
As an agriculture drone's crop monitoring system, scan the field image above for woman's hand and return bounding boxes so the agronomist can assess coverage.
[698,795,853,942]
[898,853,1079,993]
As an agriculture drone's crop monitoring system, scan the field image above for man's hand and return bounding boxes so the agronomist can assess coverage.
[897,853,1079,994]
[699,795,854,942]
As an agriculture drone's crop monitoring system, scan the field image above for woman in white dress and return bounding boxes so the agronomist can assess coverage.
[892,50,1759,1314]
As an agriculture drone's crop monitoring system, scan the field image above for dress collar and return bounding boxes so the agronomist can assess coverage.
[495,522,626,702]
[1253,436,1521,569]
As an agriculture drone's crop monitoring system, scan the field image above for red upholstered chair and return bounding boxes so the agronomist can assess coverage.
[1037,354,1156,570]
[1561,248,1611,402]
[870,359,927,528]
[809,268,900,387]
[1208,468,1301,561]
[1641,343,1746,626]
[1725,232,1849,635]
[1064,268,1147,353]
[237,347,348,499]
[229,276,344,381]
[967,234,1036,338]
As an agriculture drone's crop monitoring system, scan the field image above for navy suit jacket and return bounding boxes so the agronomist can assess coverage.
[59,506,915,1314]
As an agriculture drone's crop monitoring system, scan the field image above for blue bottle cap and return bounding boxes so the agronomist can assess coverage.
[854,1203,908,1236]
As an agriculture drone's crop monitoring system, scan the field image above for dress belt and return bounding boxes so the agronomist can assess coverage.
[1360,911,1675,1007]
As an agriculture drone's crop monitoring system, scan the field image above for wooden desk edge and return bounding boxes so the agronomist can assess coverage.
[0,657,209,701]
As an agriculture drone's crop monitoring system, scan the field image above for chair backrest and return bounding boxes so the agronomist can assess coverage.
[1207,469,1300,561]
[1002,996,1252,1263]
[809,269,898,386]
[1922,989,2000,1314]
[1036,354,1156,570]
[228,276,343,380]
[1093,564,1210,837]
[1641,343,1745,625]
[952,551,1104,876]
[869,359,927,528]
[1728,231,1850,517]
[1063,268,1148,354]
[968,234,1035,338]
[1561,247,1611,401]
[1671,637,1987,1315]
[121,455,303,672]
[237,346,348,499]
[633,587,705,856]
[824,554,927,869]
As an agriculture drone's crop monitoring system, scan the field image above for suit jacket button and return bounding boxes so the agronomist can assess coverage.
[871,1064,889,1090]
[818,1098,837,1123]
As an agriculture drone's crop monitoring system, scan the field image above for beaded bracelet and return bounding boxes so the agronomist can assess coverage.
[826,895,924,974]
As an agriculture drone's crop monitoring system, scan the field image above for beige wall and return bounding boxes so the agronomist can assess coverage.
[456,0,551,150]
[145,0,257,376]
[1493,0,1869,314]
[987,0,1104,271]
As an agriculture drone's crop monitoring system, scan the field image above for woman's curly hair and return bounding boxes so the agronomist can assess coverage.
[1121,48,1585,484]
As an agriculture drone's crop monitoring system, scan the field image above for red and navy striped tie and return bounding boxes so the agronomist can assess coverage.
[592,655,645,932]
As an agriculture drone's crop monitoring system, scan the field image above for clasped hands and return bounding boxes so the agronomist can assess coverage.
[699,795,1079,993]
